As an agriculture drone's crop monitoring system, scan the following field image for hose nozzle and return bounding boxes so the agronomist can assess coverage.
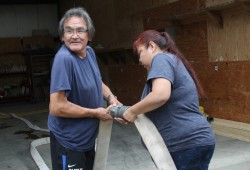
[110,106,130,118]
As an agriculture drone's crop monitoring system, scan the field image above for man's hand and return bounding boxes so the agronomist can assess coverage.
[96,105,113,121]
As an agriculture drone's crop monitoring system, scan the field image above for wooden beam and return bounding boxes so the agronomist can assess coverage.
[96,48,128,65]
[130,55,139,64]
[168,18,183,28]
[117,53,126,64]
[97,55,108,65]
[207,10,223,28]
[240,2,250,12]
[211,118,250,142]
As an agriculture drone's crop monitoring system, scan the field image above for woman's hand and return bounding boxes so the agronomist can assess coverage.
[114,118,129,124]
[122,107,137,123]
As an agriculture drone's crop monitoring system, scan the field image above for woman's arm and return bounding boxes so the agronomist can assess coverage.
[123,78,171,122]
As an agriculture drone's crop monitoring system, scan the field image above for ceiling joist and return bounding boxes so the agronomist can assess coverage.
[240,2,250,12]
[207,10,223,28]
[161,0,250,28]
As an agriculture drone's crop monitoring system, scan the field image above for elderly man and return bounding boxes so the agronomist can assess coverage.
[48,7,121,170]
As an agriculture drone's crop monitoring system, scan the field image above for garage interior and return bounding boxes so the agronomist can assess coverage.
[0,0,250,169]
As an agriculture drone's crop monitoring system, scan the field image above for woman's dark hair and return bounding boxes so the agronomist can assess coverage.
[133,30,205,99]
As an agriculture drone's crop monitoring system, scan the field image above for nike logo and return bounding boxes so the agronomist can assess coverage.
[68,164,76,168]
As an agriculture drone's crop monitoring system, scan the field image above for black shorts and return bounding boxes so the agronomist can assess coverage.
[50,132,95,170]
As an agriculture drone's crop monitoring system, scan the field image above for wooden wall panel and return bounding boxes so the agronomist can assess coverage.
[208,8,250,61]
[0,38,22,53]
[176,21,208,63]
[176,21,250,124]
[108,65,147,105]
[22,36,55,50]
[60,0,202,50]
[143,0,206,30]
[205,0,235,7]
[82,0,118,49]
[114,15,144,49]
[57,0,250,124]
[59,0,118,49]
[59,0,206,49]
[197,61,250,124]
[114,0,177,17]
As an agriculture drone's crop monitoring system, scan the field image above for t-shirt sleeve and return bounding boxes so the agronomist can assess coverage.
[147,54,175,84]
[87,46,102,79]
[50,52,72,94]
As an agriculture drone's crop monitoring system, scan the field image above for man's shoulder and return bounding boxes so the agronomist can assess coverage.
[55,45,71,58]
[57,44,69,53]
[86,45,97,60]
[86,45,93,50]
[86,45,95,54]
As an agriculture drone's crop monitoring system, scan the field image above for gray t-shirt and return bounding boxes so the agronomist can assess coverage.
[142,53,215,152]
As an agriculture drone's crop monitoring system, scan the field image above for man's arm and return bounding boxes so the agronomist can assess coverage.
[102,82,122,105]
[49,90,112,121]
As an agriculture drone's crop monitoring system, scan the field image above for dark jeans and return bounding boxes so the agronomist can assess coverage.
[50,132,95,170]
[170,145,215,170]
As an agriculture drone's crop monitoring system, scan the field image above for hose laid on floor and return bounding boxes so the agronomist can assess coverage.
[30,137,50,170]
[0,112,50,170]
[10,113,49,132]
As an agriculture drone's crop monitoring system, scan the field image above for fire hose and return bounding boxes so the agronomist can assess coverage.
[0,112,50,170]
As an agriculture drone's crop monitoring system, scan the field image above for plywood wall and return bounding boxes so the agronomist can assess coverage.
[141,2,250,123]
[176,21,208,63]
[208,7,250,61]
[143,0,206,30]
[206,0,235,7]
[57,0,250,124]
[59,0,187,50]
[175,20,250,124]
[108,65,147,105]
[194,61,250,124]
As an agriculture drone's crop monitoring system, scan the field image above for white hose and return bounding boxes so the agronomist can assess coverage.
[0,112,50,170]
[30,137,50,170]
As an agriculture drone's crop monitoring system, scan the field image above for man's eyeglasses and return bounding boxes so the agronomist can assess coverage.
[64,28,88,37]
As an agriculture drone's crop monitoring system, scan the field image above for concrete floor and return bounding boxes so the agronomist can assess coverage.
[0,102,250,170]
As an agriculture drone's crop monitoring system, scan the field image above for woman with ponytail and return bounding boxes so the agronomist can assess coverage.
[122,30,215,170]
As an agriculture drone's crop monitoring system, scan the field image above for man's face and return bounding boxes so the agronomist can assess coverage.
[62,16,89,57]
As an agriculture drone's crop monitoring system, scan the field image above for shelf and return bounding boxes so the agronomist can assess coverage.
[0,95,30,103]
[165,0,250,28]
[25,49,54,102]
[0,72,28,77]
[32,71,49,76]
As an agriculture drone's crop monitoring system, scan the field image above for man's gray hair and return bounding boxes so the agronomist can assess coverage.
[58,7,95,40]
